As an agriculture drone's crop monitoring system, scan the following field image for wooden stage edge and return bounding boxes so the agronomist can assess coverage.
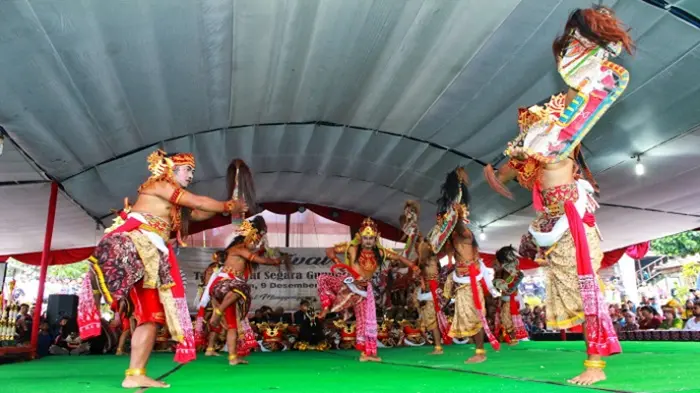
[0,346,35,359]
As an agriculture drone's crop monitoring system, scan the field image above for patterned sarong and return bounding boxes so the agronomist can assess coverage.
[78,215,195,363]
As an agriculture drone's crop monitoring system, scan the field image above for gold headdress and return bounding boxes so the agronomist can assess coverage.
[141,150,196,190]
[146,150,174,178]
[138,149,197,245]
[238,219,262,246]
[358,217,379,238]
[140,149,179,192]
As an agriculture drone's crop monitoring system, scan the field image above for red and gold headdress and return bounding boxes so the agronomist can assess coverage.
[358,217,379,238]
[171,153,196,169]
[138,149,197,246]
[140,149,197,191]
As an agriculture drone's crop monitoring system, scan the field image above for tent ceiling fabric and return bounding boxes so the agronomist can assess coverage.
[0,138,45,184]
[1,0,700,255]
[0,183,102,255]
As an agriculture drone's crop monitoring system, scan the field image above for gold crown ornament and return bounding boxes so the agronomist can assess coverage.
[238,220,261,246]
[358,217,379,238]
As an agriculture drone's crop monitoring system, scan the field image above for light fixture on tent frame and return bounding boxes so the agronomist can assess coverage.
[633,154,645,176]
[478,227,486,241]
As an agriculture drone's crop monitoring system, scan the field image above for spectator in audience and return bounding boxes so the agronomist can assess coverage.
[682,300,694,320]
[269,307,293,324]
[683,301,700,331]
[15,304,32,344]
[649,297,662,315]
[260,306,273,322]
[625,300,636,314]
[50,317,77,355]
[249,309,266,325]
[659,302,683,330]
[638,306,662,330]
[36,321,53,357]
[293,300,311,325]
[619,311,639,332]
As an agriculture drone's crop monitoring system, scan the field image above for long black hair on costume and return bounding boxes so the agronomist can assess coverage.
[226,159,259,215]
[436,167,471,216]
[495,245,519,266]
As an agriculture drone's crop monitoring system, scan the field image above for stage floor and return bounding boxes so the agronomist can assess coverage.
[2,341,699,393]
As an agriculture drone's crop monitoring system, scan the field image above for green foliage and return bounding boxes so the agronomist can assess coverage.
[650,231,700,257]
[681,261,700,285]
[47,261,88,280]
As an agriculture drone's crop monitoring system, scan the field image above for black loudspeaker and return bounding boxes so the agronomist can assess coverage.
[47,294,79,325]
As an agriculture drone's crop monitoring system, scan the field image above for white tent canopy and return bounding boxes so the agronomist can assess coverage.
[1,0,699,256]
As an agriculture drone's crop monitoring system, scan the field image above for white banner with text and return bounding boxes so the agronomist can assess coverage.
[177,247,336,312]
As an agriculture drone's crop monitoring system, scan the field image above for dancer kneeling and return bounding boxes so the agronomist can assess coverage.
[492,246,528,345]
[205,217,281,365]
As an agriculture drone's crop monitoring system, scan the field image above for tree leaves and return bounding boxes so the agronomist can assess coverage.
[650,231,700,258]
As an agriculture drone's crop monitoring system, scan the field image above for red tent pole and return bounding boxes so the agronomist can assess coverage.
[30,182,59,352]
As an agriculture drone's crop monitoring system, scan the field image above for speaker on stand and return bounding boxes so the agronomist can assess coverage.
[47,294,79,327]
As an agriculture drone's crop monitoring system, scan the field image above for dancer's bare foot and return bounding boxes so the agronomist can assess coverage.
[430,347,444,355]
[122,375,170,389]
[204,349,220,357]
[359,354,382,362]
[464,354,486,364]
[229,357,249,366]
[115,349,125,356]
[568,368,606,386]
[506,340,519,346]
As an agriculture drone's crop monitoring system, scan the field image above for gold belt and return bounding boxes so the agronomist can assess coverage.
[544,203,565,217]
[139,223,170,241]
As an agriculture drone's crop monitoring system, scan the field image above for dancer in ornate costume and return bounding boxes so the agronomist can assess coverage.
[483,6,632,385]
[198,216,282,365]
[403,200,452,355]
[427,168,500,363]
[317,217,419,362]
[492,246,528,345]
[77,150,249,389]
[193,251,226,355]
[414,238,453,354]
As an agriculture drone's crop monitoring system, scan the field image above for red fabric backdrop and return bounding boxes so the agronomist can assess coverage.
[0,201,650,271]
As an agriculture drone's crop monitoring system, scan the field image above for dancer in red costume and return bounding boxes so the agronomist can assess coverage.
[317,217,419,362]
[78,150,249,389]
[484,6,632,385]
[199,216,282,365]
[492,246,528,345]
[193,250,225,355]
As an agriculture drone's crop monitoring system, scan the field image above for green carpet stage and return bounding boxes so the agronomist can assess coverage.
[2,341,699,393]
